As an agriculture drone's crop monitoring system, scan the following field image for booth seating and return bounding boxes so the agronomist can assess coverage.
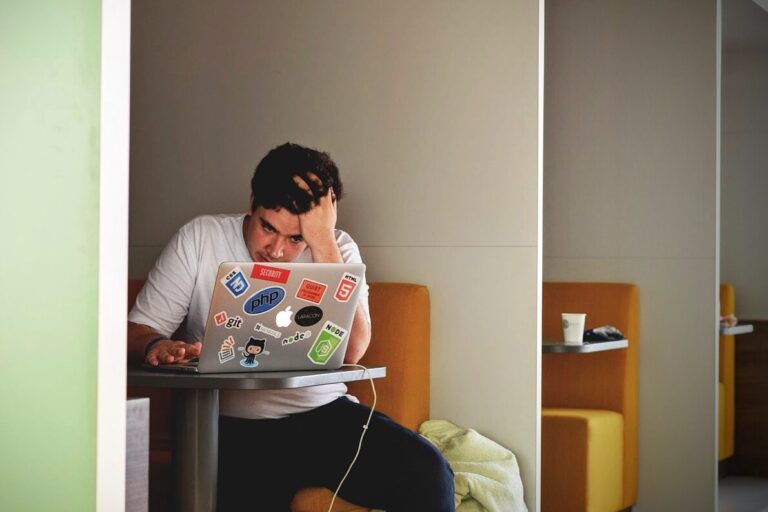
[541,282,639,512]
[719,283,735,461]
[127,281,431,512]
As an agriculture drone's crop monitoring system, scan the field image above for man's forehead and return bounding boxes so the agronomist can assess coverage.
[257,206,301,234]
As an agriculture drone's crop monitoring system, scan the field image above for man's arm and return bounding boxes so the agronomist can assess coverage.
[344,303,371,364]
[128,321,201,366]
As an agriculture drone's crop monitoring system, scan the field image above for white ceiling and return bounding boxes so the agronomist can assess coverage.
[723,0,768,49]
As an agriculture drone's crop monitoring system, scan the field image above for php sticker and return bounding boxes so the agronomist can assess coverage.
[218,336,236,364]
[296,279,327,304]
[243,286,285,315]
[334,272,360,302]
[307,321,348,365]
[295,306,323,327]
[254,323,281,339]
[251,264,290,284]
[214,311,228,327]
[281,330,312,347]
[221,266,250,298]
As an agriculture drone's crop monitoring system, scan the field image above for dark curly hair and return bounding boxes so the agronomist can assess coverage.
[250,143,344,214]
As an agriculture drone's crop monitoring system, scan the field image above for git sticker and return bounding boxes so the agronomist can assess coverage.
[214,311,228,326]
[334,273,360,302]
[296,279,327,304]
[221,266,250,298]
[307,321,348,365]
[218,336,236,364]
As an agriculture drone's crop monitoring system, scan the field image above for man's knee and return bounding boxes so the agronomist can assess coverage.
[407,438,455,510]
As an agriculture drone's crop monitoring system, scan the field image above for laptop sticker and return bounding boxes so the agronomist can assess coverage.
[296,279,327,304]
[218,336,236,364]
[334,273,360,302]
[243,286,285,315]
[221,266,250,298]
[275,306,293,328]
[224,315,243,329]
[251,264,291,284]
[295,306,323,327]
[254,323,281,339]
[281,330,312,347]
[239,337,270,367]
[214,311,228,327]
[307,321,348,365]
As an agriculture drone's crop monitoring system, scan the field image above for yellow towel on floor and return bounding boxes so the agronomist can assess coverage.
[419,419,527,512]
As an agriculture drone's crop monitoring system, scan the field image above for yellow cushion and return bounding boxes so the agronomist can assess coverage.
[542,408,623,512]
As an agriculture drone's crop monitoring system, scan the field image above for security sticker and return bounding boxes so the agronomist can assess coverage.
[281,330,312,347]
[218,336,236,364]
[334,272,360,302]
[254,323,281,339]
[295,306,323,327]
[221,266,250,298]
[239,337,269,368]
[251,264,291,284]
[214,311,228,327]
[296,279,327,304]
[307,321,348,365]
[243,286,285,315]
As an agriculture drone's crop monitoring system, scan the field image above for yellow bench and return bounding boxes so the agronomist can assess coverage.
[542,282,639,512]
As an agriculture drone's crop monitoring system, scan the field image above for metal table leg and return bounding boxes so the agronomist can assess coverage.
[172,389,219,512]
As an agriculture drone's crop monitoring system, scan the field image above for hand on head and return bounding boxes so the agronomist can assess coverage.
[293,173,337,248]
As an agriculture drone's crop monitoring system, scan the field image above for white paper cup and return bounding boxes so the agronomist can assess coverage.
[562,313,586,344]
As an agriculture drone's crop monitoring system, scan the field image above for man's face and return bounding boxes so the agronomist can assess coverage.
[244,206,307,262]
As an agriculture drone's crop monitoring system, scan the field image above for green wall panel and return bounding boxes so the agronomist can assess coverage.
[0,1,102,510]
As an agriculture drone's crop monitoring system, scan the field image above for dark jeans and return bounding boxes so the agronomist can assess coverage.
[218,397,455,512]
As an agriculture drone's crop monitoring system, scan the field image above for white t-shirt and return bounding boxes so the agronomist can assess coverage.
[128,213,370,419]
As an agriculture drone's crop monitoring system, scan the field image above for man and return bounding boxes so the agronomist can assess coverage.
[127,143,454,511]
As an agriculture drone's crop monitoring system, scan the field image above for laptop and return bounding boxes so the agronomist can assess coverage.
[148,261,365,373]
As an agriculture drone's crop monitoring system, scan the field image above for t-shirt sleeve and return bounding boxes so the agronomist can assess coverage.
[337,232,371,324]
[127,223,199,337]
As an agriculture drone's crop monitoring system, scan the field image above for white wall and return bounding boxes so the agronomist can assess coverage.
[544,1,718,510]
[721,49,768,320]
[130,1,542,508]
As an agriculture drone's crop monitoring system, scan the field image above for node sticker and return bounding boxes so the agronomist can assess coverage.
[243,286,285,315]
[254,323,281,339]
[307,321,348,365]
[296,279,327,304]
[218,336,236,364]
[334,272,360,302]
[221,266,250,298]
[295,306,323,327]
[281,330,312,347]
[251,264,290,284]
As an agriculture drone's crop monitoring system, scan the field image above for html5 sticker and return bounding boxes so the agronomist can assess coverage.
[296,279,327,304]
[221,266,250,298]
[334,273,361,302]
[251,264,290,284]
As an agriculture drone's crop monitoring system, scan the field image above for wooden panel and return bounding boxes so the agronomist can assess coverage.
[731,320,768,475]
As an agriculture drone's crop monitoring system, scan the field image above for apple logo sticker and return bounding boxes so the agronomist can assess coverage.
[276,306,294,328]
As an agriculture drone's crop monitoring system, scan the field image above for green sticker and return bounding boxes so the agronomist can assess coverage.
[307,321,347,365]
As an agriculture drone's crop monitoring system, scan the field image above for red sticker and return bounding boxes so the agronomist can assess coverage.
[334,273,360,302]
[296,279,328,304]
[214,311,228,326]
[251,264,291,284]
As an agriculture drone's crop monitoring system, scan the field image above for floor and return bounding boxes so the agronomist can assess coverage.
[720,477,768,512]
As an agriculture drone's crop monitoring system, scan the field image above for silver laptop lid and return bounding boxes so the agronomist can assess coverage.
[198,262,365,373]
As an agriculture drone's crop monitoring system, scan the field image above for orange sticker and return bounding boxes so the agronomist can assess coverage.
[296,279,327,304]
